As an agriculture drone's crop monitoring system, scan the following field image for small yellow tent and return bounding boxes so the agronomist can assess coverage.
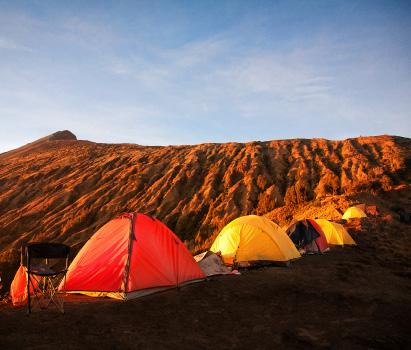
[210,215,301,265]
[314,219,356,246]
[342,206,367,220]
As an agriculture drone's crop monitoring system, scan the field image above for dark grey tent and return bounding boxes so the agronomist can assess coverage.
[286,219,329,254]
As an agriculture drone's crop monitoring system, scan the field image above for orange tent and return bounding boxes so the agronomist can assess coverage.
[10,265,39,307]
[59,213,205,300]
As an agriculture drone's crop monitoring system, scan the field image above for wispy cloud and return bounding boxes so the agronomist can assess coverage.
[0,37,32,51]
[61,16,121,49]
[0,1,410,153]
[104,34,336,125]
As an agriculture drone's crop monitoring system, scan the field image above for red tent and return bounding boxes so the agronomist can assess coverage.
[307,219,329,253]
[59,213,204,300]
[287,219,329,254]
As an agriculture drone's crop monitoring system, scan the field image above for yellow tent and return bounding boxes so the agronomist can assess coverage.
[314,219,356,246]
[210,215,301,265]
[342,206,367,220]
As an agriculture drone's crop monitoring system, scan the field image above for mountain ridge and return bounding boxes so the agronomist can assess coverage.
[2,130,408,157]
[0,131,410,287]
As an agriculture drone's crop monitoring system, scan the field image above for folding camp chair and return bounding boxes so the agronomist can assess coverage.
[25,243,70,314]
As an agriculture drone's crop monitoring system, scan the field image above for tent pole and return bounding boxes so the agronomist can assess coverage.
[121,213,136,296]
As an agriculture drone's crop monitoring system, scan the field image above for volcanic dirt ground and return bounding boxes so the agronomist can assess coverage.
[1,217,410,350]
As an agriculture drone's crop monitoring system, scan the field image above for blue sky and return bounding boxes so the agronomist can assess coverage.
[0,0,410,152]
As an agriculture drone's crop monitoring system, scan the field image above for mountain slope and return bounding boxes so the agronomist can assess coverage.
[0,131,410,270]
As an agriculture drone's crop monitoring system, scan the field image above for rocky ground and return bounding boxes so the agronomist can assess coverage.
[1,214,410,350]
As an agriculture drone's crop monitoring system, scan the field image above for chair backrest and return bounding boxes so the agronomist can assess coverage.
[24,243,70,314]
[26,243,70,259]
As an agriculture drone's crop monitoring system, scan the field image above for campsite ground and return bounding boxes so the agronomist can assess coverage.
[0,217,410,350]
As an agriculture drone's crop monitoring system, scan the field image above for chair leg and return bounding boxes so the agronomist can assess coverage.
[43,276,64,313]
[54,276,64,314]
[26,274,66,314]
[62,273,67,313]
